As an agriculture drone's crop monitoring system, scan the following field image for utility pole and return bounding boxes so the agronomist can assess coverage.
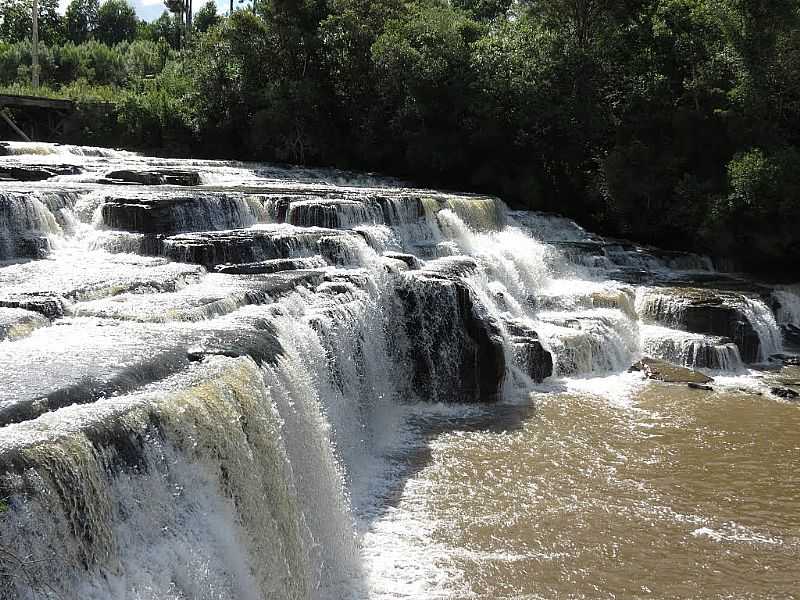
[32,0,39,89]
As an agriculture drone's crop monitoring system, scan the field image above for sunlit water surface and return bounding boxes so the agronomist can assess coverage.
[363,380,800,599]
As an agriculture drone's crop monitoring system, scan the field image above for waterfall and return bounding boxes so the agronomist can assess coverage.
[772,286,800,326]
[0,357,322,600]
[1,141,797,599]
[640,325,744,371]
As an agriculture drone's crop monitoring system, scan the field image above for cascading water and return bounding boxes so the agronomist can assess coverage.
[772,286,800,327]
[0,142,797,599]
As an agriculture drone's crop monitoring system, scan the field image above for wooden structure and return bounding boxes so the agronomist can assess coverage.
[0,94,77,142]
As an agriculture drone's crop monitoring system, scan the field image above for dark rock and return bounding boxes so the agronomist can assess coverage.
[162,228,359,268]
[215,257,327,275]
[105,169,201,186]
[770,353,800,366]
[783,324,800,345]
[688,382,714,391]
[0,234,52,261]
[383,252,423,270]
[421,256,478,279]
[100,193,258,234]
[398,273,506,402]
[770,387,799,400]
[681,304,760,363]
[286,198,384,229]
[512,339,553,383]
[0,295,66,319]
[503,318,554,383]
[640,288,763,363]
[0,164,83,181]
[630,357,714,384]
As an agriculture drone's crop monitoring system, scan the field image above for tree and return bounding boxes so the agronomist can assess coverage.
[96,0,137,45]
[143,10,183,48]
[371,3,484,176]
[194,1,221,33]
[65,0,100,43]
[453,0,513,21]
[0,0,65,45]
[165,0,195,46]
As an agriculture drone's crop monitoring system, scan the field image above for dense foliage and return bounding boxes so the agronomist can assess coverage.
[1,0,799,277]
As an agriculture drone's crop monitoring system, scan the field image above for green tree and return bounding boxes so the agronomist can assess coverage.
[371,2,484,176]
[194,1,221,33]
[65,0,100,44]
[0,0,65,45]
[96,0,137,45]
[453,0,512,21]
[141,11,183,48]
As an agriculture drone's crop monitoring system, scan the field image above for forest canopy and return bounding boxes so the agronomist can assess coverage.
[1,0,798,276]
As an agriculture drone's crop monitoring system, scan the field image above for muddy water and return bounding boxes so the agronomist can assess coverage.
[393,382,800,599]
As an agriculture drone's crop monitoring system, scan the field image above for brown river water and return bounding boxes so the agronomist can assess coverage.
[370,377,800,599]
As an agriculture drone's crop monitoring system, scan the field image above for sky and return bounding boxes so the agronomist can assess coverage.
[57,0,247,22]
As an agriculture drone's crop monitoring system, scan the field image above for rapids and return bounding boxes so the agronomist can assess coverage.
[0,142,798,599]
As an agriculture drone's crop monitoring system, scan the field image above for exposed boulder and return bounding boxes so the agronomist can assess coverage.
[504,319,553,383]
[638,288,765,363]
[688,382,714,391]
[513,339,553,383]
[398,273,506,402]
[104,169,201,186]
[383,252,423,270]
[770,387,799,400]
[0,164,82,181]
[630,357,714,384]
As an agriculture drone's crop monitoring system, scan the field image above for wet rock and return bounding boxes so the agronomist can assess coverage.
[688,382,713,391]
[0,234,52,261]
[398,273,506,402]
[591,289,636,319]
[504,319,554,383]
[770,353,800,366]
[163,227,360,268]
[630,357,713,384]
[638,288,764,363]
[0,164,82,181]
[186,328,282,366]
[783,324,800,345]
[0,295,66,319]
[512,339,553,383]
[104,169,201,186]
[286,198,384,229]
[0,307,49,341]
[421,256,478,279]
[100,193,262,234]
[770,387,799,400]
[383,252,423,270]
[214,257,327,275]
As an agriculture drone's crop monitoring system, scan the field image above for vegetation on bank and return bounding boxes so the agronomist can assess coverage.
[1,0,799,277]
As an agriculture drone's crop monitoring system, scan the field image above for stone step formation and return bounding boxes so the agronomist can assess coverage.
[0,142,798,599]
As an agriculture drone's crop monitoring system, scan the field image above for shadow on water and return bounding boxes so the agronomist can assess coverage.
[355,379,571,527]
